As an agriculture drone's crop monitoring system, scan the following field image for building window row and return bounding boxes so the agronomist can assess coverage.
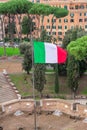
[46,25,87,31]
[47,18,87,23]
[47,32,63,35]
[46,25,68,30]
[70,5,87,10]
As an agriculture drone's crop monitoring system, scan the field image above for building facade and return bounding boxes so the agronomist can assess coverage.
[36,0,87,44]
[0,0,87,44]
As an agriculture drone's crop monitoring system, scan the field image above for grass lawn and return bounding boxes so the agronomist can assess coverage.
[9,72,87,99]
[9,72,71,98]
[0,47,20,56]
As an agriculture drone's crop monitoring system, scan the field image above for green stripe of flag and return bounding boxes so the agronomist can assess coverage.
[33,41,45,63]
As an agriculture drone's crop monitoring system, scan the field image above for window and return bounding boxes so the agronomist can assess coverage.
[80,5,84,9]
[58,26,62,29]
[75,5,79,9]
[71,26,74,29]
[70,13,74,17]
[84,18,87,22]
[79,19,83,22]
[59,19,61,23]
[52,19,56,23]
[33,22,36,26]
[52,32,56,35]
[80,13,82,16]
[64,5,67,10]
[84,12,87,16]
[47,19,50,23]
[47,32,51,35]
[64,19,68,22]
[36,0,40,2]
[58,37,62,41]
[52,26,56,29]
[64,26,67,29]
[85,25,87,29]
[46,25,50,29]
[70,19,74,22]
[41,26,44,30]
[58,32,62,35]
[70,6,74,10]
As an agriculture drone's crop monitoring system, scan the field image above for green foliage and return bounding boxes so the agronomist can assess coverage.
[67,36,87,61]
[19,42,32,74]
[60,27,87,77]
[63,27,87,49]
[81,87,87,95]
[63,28,87,97]
[29,3,68,18]
[67,55,79,96]
[22,45,32,74]
[21,16,35,36]
[29,3,52,15]
[39,29,52,42]
[53,7,68,18]
[19,42,29,54]
[54,64,59,94]
[1,0,34,14]
[0,47,20,56]
[34,64,46,97]
[22,37,30,42]
[5,17,16,38]
[13,37,20,42]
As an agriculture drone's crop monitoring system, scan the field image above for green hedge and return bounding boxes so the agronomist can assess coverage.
[0,47,20,56]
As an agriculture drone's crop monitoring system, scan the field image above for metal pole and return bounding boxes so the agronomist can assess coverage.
[31,30,37,130]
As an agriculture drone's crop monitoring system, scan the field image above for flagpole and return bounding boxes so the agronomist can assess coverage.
[30,12,37,129]
[31,36,37,130]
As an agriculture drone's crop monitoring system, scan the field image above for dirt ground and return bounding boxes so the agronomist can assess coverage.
[0,112,87,130]
[0,57,87,130]
[0,56,22,73]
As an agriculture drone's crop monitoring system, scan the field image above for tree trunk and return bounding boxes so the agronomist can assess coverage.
[55,64,59,94]
[17,14,22,42]
[0,15,6,56]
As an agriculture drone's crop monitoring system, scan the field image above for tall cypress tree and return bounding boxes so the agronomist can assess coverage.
[67,55,79,98]
[54,64,59,94]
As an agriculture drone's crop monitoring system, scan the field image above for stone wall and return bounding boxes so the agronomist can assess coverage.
[0,99,87,118]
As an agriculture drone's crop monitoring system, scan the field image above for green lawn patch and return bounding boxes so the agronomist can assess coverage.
[81,87,87,95]
[0,47,20,56]
[9,73,71,98]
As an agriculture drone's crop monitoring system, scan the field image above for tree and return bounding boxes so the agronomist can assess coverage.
[19,42,29,54]
[5,16,16,41]
[54,64,59,94]
[34,29,53,97]
[19,43,32,74]
[67,36,87,62]
[34,64,46,97]
[58,27,87,76]
[50,6,68,38]
[61,27,87,97]
[67,36,87,97]
[29,3,68,38]
[62,27,87,49]
[21,16,35,38]
[0,0,34,41]
[22,46,32,74]
[39,29,52,42]
[67,55,79,98]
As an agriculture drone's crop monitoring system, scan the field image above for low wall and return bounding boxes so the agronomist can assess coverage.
[0,99,87,118]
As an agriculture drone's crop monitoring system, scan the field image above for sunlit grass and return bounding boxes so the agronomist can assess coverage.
[0,47,20,56]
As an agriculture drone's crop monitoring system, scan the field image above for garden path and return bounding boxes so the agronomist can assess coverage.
[0,72,17,103]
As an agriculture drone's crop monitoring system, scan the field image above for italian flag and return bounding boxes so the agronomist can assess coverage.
[33,41,67,64]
